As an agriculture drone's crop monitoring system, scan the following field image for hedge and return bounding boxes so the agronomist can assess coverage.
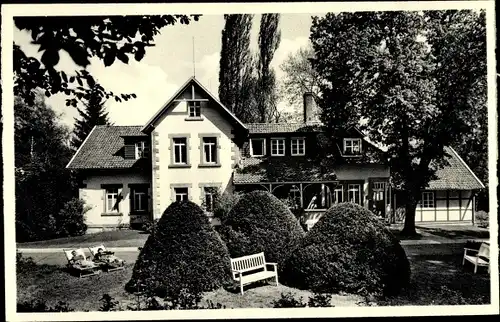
[282,202,410,296]
[218,190,305,273]
[125,201,232,297]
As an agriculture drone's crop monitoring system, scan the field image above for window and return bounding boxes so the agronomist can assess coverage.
[344,138,362,155]
[203,187,217,212]
[373,182,385,201]
[250,138,266,157]
[202,137,218,164]
[188,101,201,118]
[135,141,149,159]
[173,137,188,164]
[174,187,189,202]
[132,187,148,212]
[421,192,435,208]
[105,188,120,212]
[271,138,285,156]
[334,186,343,204]
[291,138,305,156]
[348,184,361,205]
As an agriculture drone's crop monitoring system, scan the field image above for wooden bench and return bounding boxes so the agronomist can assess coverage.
[463,242,490,274]
[230,252,278,295]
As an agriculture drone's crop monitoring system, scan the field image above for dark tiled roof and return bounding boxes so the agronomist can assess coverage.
[67,125,147,170]
[244,122,323,134]
[233,156,337,184]
[428,147,485,190]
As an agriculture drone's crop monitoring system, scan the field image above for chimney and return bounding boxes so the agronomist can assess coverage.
[303,92,317,124]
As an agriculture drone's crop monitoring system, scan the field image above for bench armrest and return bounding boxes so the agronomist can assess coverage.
[266,262,278,271]
[232,269,243,275]
[464,248,479,254]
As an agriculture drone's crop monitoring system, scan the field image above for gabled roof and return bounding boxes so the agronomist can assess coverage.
[141,76,247,133]
[427,146,485,190]
[66,125,148,170]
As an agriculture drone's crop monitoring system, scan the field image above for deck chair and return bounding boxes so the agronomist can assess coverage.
[63,248,100,278]
[88,244,126,272]
[463,242,490,274]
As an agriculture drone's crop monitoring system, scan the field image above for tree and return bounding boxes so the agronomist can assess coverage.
[14,14,200,107]
[218,14,255,122]
[310,10,486,235]
[279,44,322,120]
[255,14,281,122]
[71,84,111,150]
[15,94,78,241]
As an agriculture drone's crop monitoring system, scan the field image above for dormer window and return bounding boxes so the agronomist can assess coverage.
[343,138,362,155]
[271,138,285,156]
[250,138,266,157]
[135,141,149,159]
[188,101,201,118]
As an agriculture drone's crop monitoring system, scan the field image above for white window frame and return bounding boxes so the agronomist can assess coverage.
[174,187,189,202]
[373,182,385,201]
[347,184,362,205]
[421,191,435,208]
[133,190,147,212]
[188,101,201,118]
[105,188,120,213]
[250,138,266,157]
[203,187,217,212]
[203,137,218,164]
[135,141,149,159]
[271,138,285,156]
[343,138,362,155]
[173,137,188,164]
[334,186,343,204]
[291,138,306,156]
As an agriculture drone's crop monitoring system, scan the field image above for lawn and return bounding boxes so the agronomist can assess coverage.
[389,224,489,241]
[16,243,491,311]
[16,257,364,311]
[17,229,149,249]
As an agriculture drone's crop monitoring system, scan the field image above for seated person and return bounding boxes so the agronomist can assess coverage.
[94,247,124,266]
[70,250,95,268]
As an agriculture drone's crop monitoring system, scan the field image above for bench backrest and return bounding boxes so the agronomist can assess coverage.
[230,252,266,278]
[88,244,106,257]
[478,243,490,259]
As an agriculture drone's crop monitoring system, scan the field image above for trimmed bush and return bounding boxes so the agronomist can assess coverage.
[54,198,89,237]
[125,201,232,297]
[218,190,305,271]
[475,211,489,228]
[282,202,410,297]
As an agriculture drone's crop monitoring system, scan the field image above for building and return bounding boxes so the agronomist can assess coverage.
[66,77,485,233]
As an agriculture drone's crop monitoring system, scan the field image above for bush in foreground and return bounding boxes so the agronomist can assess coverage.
[282,202,410,297]
[218,190,305,272]
[125,201,232,297]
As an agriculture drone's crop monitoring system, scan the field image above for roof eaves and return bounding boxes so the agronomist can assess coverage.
[448,146,486,189]
[66,125,97,169]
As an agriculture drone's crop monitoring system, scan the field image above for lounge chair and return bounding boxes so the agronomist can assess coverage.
[463,241,490,274]
[88,244,126,272]
[63,248,100,278]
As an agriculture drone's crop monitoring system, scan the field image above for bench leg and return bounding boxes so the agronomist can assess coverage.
[275,273,279,286]
[462,256,465,266]
[474,264,478,274]
[240,281,244,295]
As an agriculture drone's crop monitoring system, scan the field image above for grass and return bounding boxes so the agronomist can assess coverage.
[16,254,364,311]
[16,243,491,311]
[17,230,149,249]
[389,224,489,241]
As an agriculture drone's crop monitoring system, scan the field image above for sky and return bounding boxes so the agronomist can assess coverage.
[14,14,315,130]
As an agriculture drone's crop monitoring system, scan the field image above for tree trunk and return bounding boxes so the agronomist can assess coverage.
[401,190,419,236]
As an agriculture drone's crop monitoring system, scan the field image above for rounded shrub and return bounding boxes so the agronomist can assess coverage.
[218,190,305,272]
[282,202,410,296]
[125,201,232,297]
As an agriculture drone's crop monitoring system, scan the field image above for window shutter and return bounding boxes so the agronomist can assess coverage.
[124,145,135,159]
